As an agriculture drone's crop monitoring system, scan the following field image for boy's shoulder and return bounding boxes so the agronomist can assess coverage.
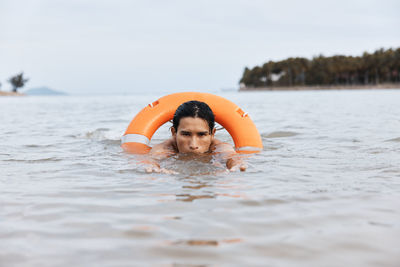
[211,139,235,153]
[150,138,177,155]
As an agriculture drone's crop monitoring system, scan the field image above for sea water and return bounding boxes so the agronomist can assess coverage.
[1,90,399,266]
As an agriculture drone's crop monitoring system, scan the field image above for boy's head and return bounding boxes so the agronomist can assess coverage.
[172,101,216,153]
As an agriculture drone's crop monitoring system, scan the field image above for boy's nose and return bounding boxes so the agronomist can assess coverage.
[189,138,199,150]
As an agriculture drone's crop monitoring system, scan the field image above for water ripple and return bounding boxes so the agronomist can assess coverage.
[385,137,400,142]
[263,131,300,138]
[3,157,62,163]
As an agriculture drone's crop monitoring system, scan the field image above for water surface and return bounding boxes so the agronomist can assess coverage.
[1,90,400,266]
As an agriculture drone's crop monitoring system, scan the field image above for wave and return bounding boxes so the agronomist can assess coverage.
[263,131,299,138]
[4,157,62,163]
[82,128,122,143]
[24,144,54,148]
[385,137,400,142]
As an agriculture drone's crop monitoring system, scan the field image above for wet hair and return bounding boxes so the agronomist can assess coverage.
[173,101,215,133]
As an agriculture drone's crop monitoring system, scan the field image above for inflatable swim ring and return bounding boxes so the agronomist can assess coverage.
[121,92,263,154]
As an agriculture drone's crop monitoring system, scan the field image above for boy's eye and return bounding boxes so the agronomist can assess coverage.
[181,132,190,136]
[198,132,207,136]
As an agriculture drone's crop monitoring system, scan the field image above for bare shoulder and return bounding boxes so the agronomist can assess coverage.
[212,139,247,171]
[150,138,177,155]
[212,138,235,154]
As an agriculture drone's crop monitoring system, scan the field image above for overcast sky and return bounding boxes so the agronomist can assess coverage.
[1,0,399,94]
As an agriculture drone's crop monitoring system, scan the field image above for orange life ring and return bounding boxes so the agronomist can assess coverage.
[121,92,263,154]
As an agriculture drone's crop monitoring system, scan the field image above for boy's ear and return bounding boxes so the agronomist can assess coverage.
[171,127,176,136]
[211,128,216,137]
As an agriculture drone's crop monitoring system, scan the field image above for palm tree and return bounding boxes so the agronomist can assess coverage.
[8,72,29,92]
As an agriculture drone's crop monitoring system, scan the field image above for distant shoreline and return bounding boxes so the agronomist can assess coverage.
[0,91,24,96]
[239,83,400,91]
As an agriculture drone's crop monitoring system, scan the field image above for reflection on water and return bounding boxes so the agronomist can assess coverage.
[171,238,242,246]
[161,153,228,176]
[182,183,209,190]
[176,193,215,202]
[1,91,400,266]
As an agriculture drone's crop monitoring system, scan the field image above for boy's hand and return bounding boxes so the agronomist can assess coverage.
[226,157,247,172]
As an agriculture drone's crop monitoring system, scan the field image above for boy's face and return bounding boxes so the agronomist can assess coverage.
[172,117,215,154]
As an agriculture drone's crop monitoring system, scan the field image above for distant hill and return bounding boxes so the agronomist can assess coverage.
[24,87,67,96]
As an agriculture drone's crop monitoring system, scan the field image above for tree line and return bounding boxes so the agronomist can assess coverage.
[240,47,400,88]
[0,72,29,93]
